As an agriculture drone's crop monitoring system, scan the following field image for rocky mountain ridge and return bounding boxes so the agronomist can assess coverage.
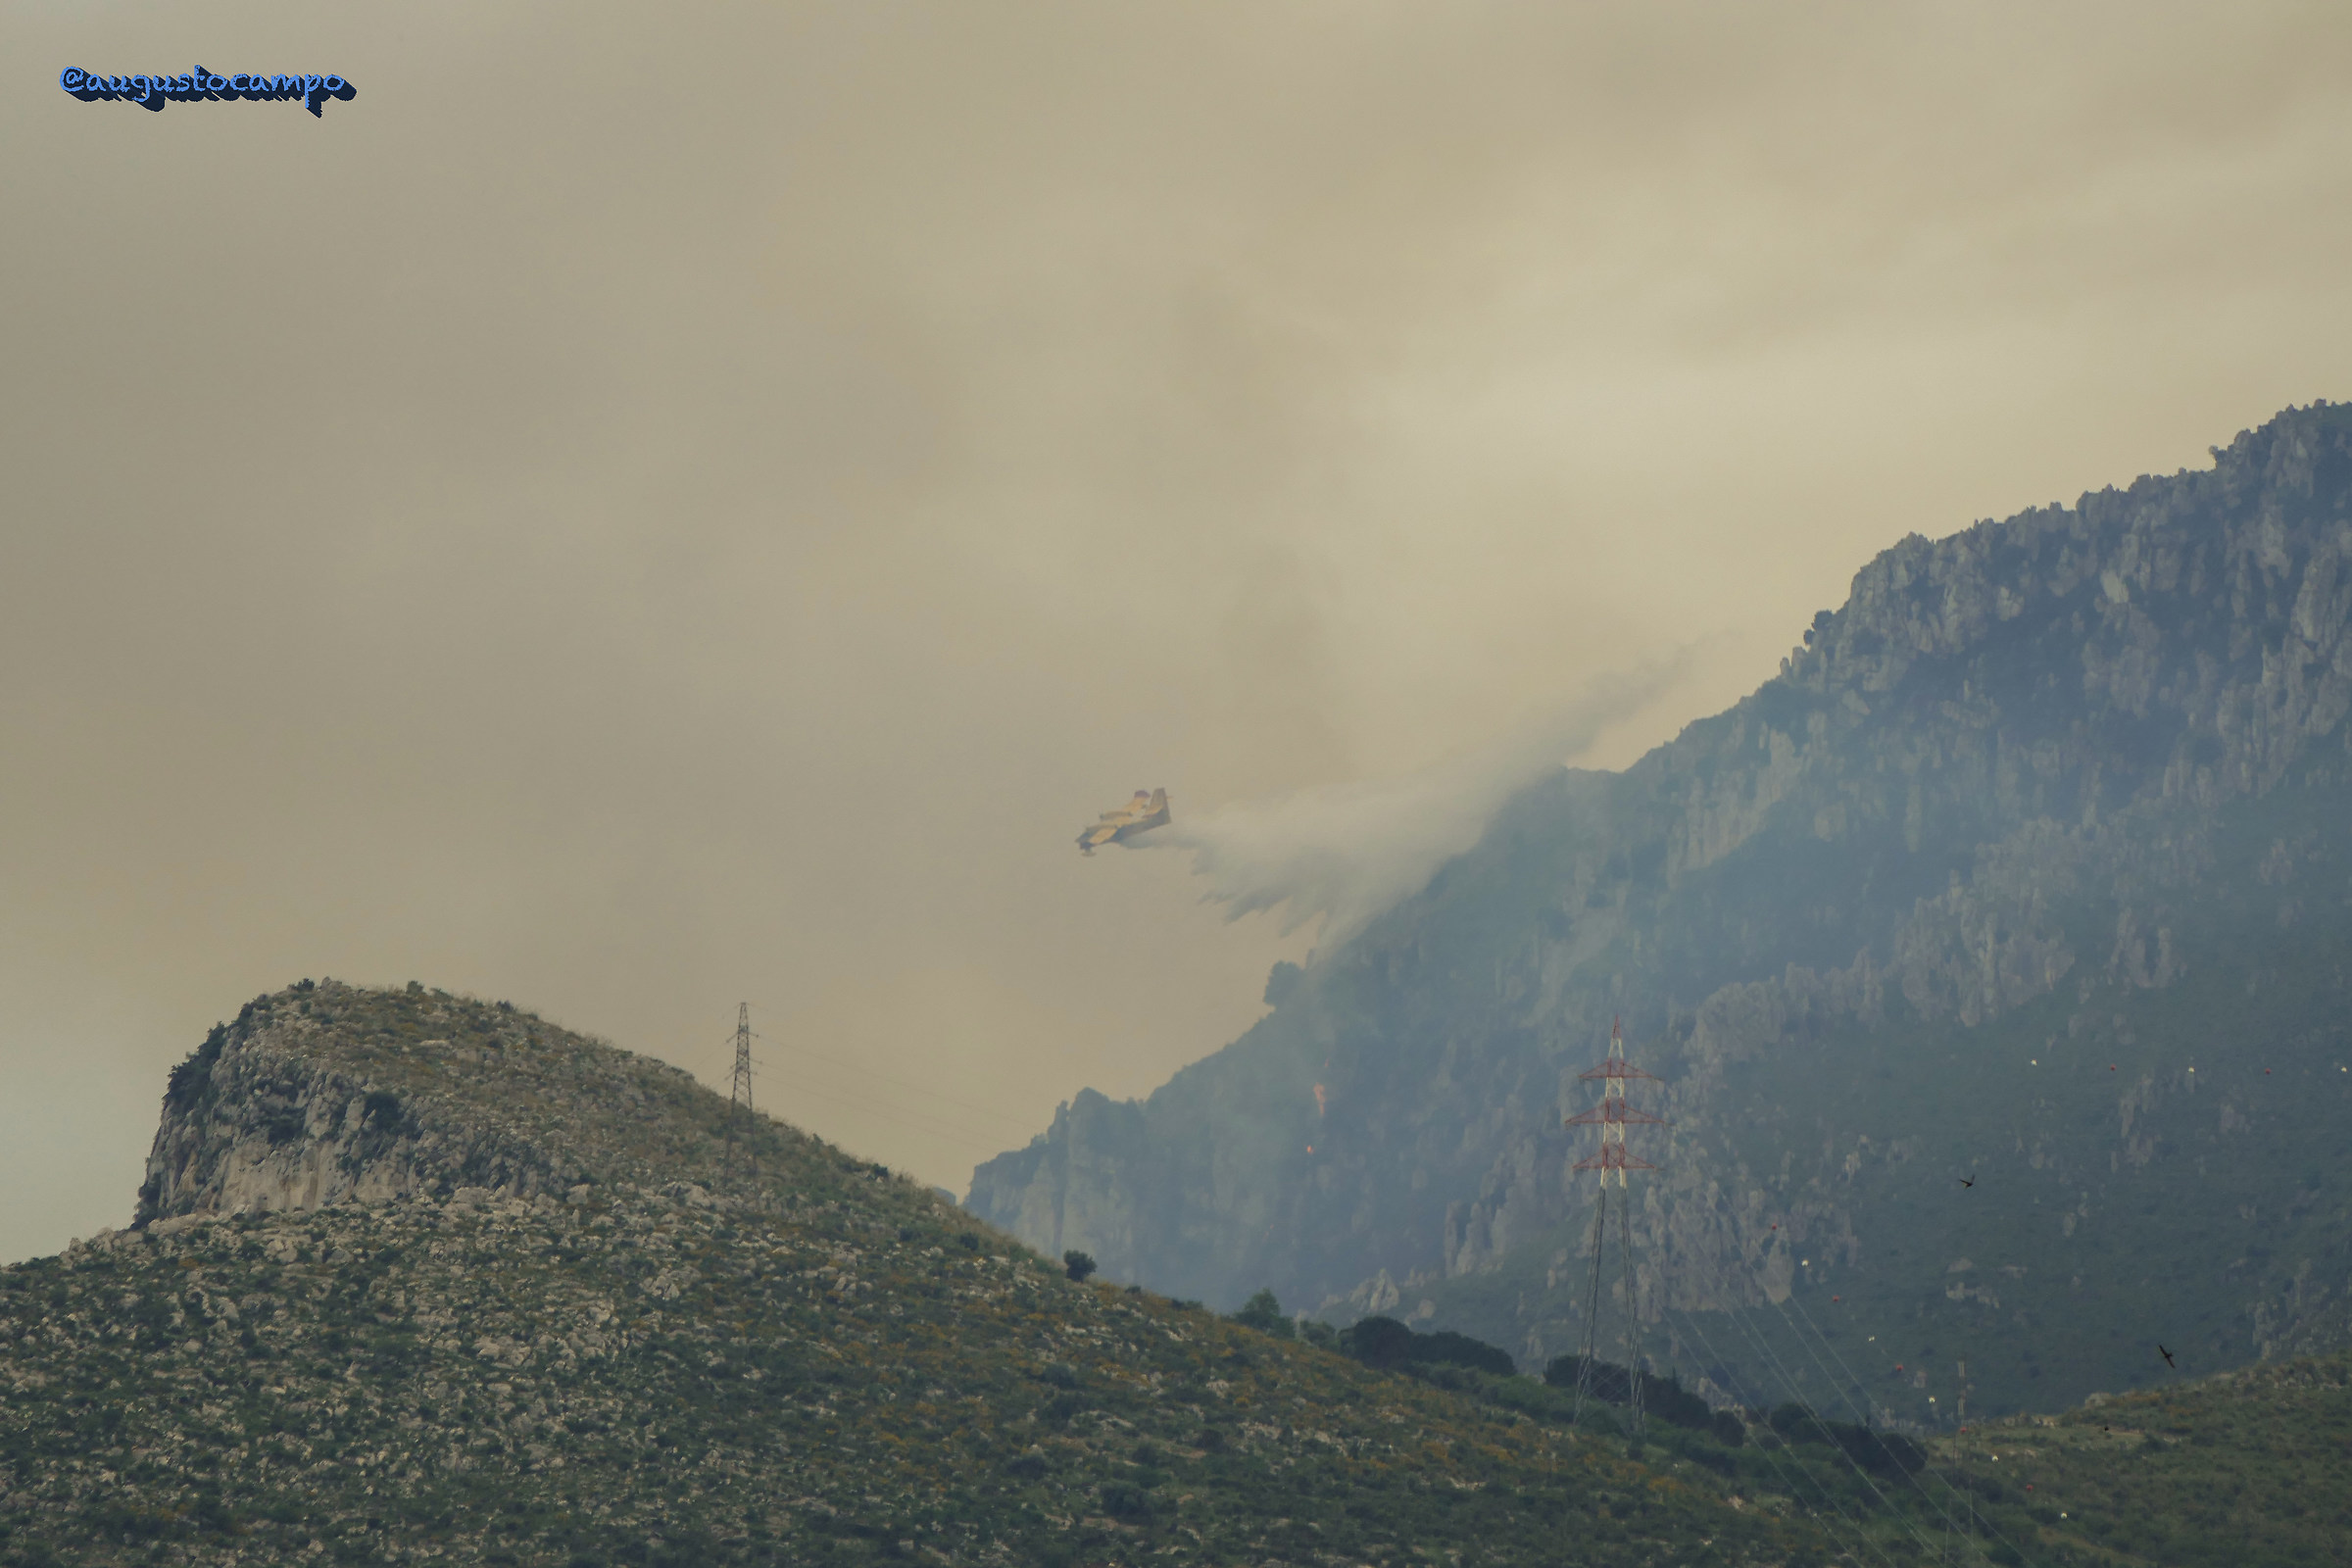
[968,401,2352,1420]
[136,985,618,1224]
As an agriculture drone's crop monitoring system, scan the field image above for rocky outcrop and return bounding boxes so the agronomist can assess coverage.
[133,983,669,1227]
[965,1091,1151,1267]
[969,401,2352,1417]
[137,1027,547,1226]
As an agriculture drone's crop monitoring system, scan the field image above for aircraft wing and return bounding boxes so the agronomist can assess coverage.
[1076,788,1171,854]
[1110,788,1171,842]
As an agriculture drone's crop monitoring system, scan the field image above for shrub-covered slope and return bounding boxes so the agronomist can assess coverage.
[0,983,1827,1567]
[1941,1351,2352,1568]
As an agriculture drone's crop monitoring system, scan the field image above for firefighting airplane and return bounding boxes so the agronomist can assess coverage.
[1076,788,1170,855]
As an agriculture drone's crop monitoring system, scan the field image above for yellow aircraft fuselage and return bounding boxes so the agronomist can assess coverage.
[1077,788,1170,854]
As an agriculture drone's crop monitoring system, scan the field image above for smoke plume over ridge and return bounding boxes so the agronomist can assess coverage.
[1144,662,1682,942]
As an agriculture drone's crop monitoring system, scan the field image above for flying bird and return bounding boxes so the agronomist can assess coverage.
[1959,1174,1976,1188]
[2158,1344,2177,1369]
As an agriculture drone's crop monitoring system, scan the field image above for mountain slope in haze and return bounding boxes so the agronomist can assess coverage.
[0,982,1820,1567]
[968,400,2352,1424]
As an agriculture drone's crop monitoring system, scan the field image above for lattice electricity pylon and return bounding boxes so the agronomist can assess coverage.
[725,1003,758,1176]
[1566,1016,1664,1436]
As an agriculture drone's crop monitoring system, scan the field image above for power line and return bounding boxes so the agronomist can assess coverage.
[1763,1293,1985,1561]
[1768,1289,2041,1567]
[704,1015,1045,1158]
[713,1017,1042,1140]
[1774,1288,1980,1546]
[1707,1295,1937,1562]
[782,1078,1025,1149]
[1665,1303,1905,1568]
[1660,1236,2035,1567]
[756,1034,1042,1138]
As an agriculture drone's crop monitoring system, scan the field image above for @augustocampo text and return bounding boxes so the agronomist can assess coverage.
[60,68,355,118]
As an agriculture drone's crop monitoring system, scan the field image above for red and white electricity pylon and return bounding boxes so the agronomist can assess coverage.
[1566,1016,1664,1433]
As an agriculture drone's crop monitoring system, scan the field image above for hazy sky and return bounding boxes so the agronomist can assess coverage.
[4,2,2348,1261]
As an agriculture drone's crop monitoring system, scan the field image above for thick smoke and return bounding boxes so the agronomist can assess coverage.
[1141,662,1681,942]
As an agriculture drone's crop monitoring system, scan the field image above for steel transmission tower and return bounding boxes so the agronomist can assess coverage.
[1566,1016,1664,1437]
[726,1003,757,1175]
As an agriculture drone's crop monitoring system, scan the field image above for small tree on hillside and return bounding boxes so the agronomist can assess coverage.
[1062,1250,1098,1282]
[1232,1289,1297,1340]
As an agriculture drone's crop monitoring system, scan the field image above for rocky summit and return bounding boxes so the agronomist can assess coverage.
[0,981,1833,1567]
[968,401,2352,1422]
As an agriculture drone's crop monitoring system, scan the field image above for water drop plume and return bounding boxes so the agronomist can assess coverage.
[1145,658,1684,942]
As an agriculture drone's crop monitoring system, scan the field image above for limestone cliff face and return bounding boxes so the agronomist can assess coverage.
[137,1011,572,1226]
[968,1091,1149,1267]
[132,983,700,1228]
[968,402,2352,1416]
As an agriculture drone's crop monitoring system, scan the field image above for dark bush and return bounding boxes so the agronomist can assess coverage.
[1545,1353,1634,1403]
[1062,1251,1098,1283]
[1342,1316,1515,1375]
[1342,1316,1417,1368]
[1099,1482,1153,1520]
[1544,1356,1739,1441]
[165,1025,230,1110]
[1232,1289,1296,1339]
[1764,1402,1924,1475]
[1672,1436,1738,1476]
[1416,1329,1515,1376]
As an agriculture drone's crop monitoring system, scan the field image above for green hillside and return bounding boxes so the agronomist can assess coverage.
[1935,1351,2352,1567]
[0,983,1833,1567]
